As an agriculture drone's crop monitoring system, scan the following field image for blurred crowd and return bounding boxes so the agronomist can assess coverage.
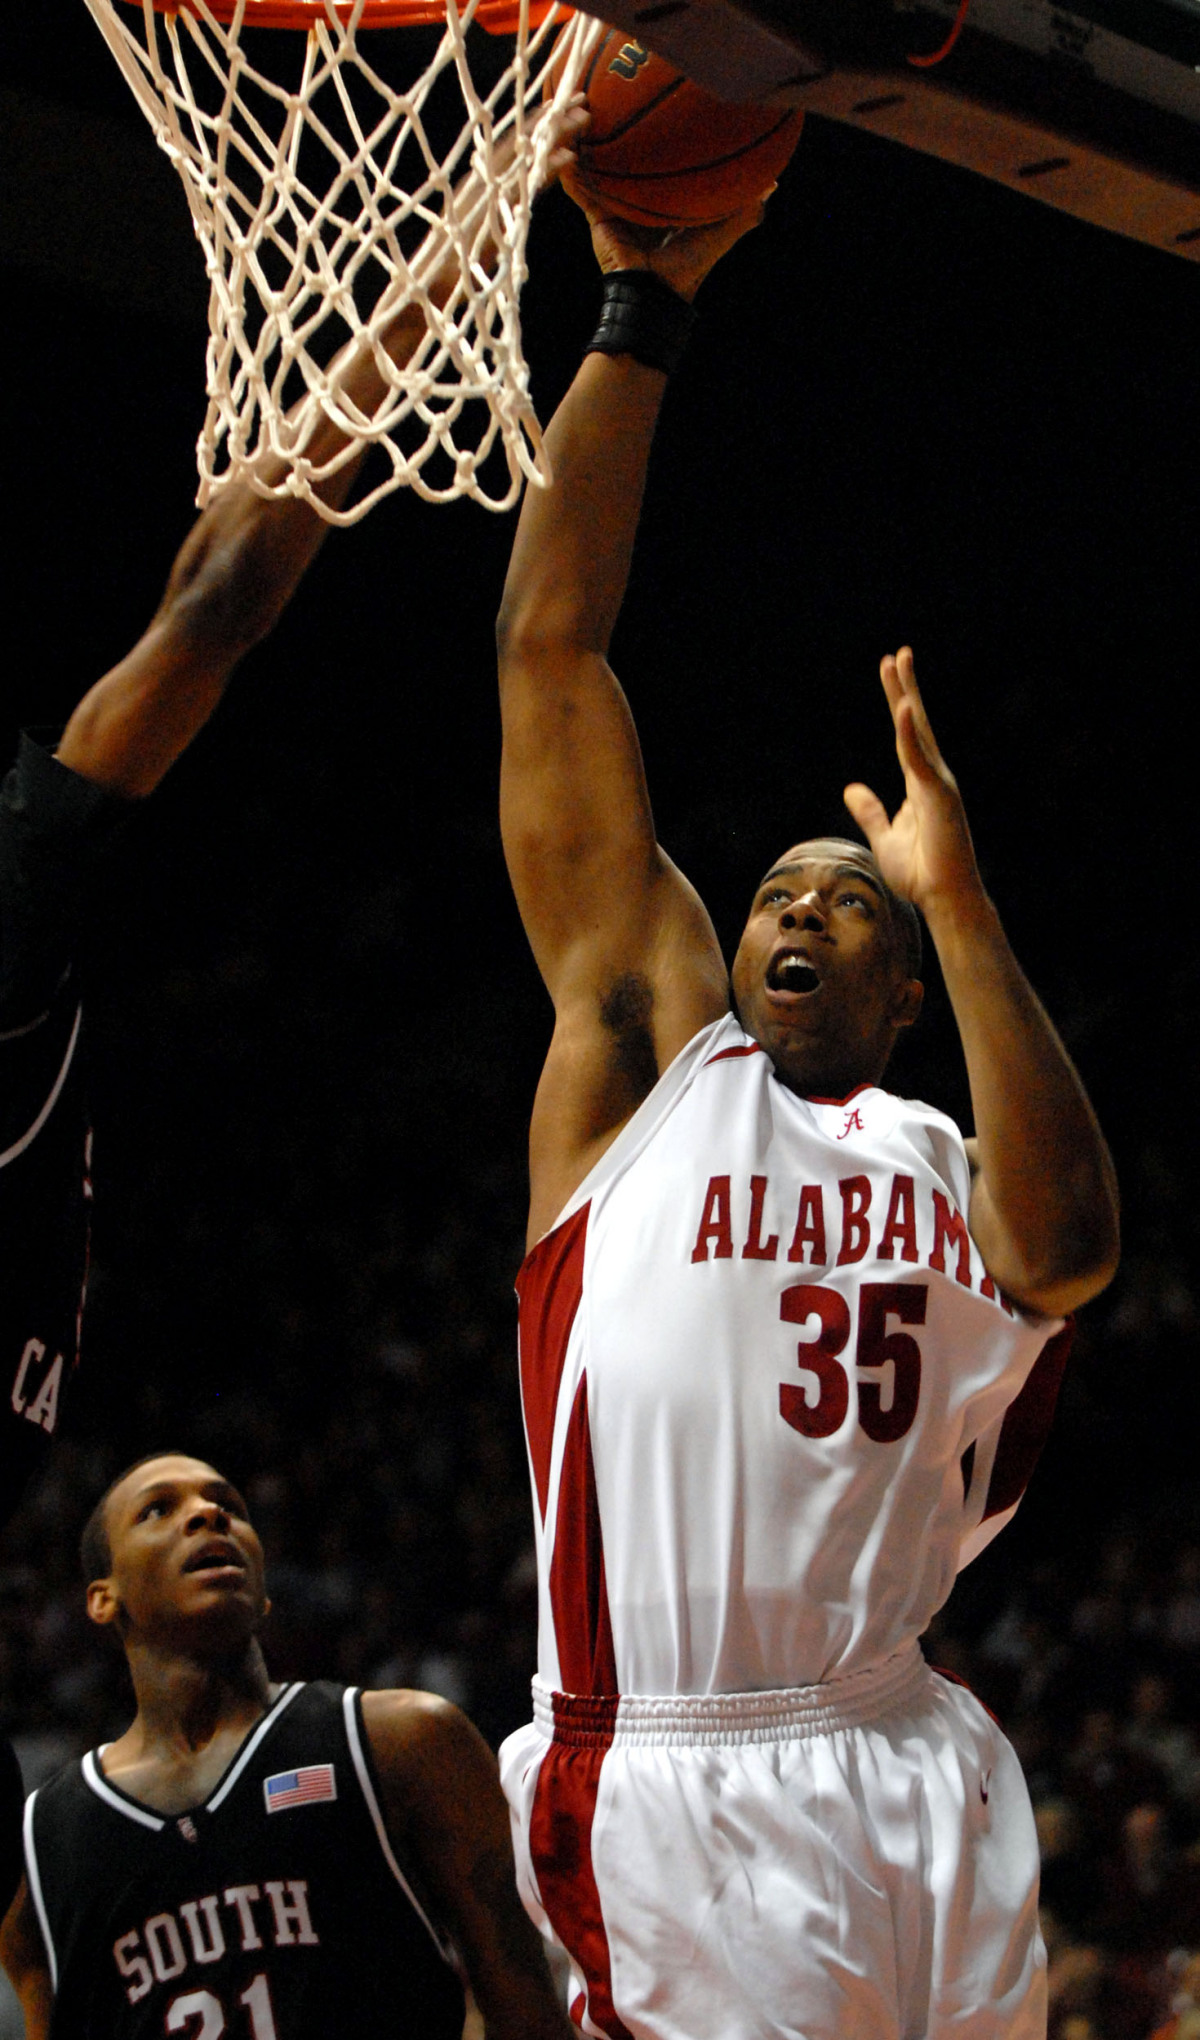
[925,1494,1200,2040]
[0,827,1198,2038]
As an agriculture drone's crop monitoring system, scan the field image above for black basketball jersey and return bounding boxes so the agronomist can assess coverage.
[24,1680,467,2039]
[0,971,91,1510]
[1,736,130,1526]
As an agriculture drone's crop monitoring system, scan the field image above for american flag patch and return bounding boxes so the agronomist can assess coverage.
[263,1765,337,1814]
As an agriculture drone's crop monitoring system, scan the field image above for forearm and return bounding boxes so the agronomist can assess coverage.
[496,349,675,991]
[54,474,330,796]
[929,888,1119,1311]
[498,188,765,661]
[56,316,393,798]
[58,144,542,801]
[498,351,667,662]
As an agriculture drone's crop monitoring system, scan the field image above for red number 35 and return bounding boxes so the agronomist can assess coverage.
[778,1282,926,1444]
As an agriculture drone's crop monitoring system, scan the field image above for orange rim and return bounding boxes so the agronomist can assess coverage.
[122,0,565,29]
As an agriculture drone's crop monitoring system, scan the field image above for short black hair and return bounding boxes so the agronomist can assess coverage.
[79,1450,196,1584]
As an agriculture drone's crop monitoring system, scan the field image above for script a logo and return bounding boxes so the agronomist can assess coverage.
[837,1108,865,1141]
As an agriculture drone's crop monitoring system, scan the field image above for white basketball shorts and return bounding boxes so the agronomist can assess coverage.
[500,1644,1045,2040]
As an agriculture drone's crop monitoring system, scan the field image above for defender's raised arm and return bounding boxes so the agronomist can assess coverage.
[497,199,762,1241]
[53,133,586,804]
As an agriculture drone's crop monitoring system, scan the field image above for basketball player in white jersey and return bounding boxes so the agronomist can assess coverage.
[0,1451,577,2038]
[493,190,1120,2040]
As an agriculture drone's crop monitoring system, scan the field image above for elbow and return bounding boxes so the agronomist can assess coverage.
[1011,1216,1121,1319]
[1070,1216,1122,1307]
[1067,1173,1122,1308]
[1020,1150,1121,1316]
[168,548,285,663]
[164,503,299,663]
[496,586,598,687]
[1027,1256,1119,1319]
[496,597,549,682]
[495,582,523,669]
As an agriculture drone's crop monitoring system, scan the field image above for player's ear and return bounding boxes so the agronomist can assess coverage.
[86,1578,120,1629]
[890,977,923,1030]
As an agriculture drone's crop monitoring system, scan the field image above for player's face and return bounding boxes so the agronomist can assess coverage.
[95,1455,267,1648]
[731,841,921,1095]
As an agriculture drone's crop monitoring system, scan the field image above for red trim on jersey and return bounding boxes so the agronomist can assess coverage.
[550,1375,618,1696]
[529,1709,633,2040]
[803,1080,875,1107]
[982,1318,1076,1521]
[516,1204,591,1524]
[703,1045,877,1114]
[704,1048,879,1116]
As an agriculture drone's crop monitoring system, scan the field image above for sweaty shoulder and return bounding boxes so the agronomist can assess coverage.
[360,1689,492,1820]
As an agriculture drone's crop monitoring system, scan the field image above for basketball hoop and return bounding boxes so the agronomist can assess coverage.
[80,0,605,520]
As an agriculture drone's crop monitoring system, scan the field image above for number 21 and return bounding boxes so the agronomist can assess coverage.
[166,1974,278,2038]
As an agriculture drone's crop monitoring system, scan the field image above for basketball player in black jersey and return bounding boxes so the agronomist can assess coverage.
[0,1451,576,2038]
[0,100,587,1533]
[0,117,586,1921]
[0,368,394,1933]
[0,110,579,1529]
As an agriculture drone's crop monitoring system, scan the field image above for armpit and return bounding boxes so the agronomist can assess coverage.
[599,971,658,1101]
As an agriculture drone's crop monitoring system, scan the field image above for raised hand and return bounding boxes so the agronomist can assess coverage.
[561,173,770,302]
[843,647,984,924]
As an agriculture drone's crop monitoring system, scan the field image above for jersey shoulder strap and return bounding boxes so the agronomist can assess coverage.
[336,1684,450,1959]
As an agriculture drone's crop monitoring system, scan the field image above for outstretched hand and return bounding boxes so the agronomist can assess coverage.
[561,172,769,302]
[843,647,984,923]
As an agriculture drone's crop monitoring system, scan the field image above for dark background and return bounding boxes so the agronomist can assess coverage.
[2,0,1199,1815]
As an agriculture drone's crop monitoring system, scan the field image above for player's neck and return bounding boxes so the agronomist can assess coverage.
[765,1043,889,1103]
[111,1637,276,1801]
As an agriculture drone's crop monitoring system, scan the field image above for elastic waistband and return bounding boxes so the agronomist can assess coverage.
[533,1643,932,1748]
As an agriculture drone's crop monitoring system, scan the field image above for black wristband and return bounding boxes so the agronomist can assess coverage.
[585,269,697,376]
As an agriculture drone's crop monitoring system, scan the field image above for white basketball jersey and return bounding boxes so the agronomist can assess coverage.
[517,1013,1069,1699]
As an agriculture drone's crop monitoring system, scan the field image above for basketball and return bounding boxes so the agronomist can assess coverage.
[572,31,805,229]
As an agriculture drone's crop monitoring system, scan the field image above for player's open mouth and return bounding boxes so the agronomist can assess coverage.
[183,1541,246,1578]
[766,951,821,997]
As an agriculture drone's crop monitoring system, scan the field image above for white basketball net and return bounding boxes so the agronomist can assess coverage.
[80,0,605,520]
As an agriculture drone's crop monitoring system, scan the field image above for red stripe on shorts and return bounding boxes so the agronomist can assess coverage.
[533,1374,630,2037]
[516,1203,590,1523]
[529,1693,633,2040]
